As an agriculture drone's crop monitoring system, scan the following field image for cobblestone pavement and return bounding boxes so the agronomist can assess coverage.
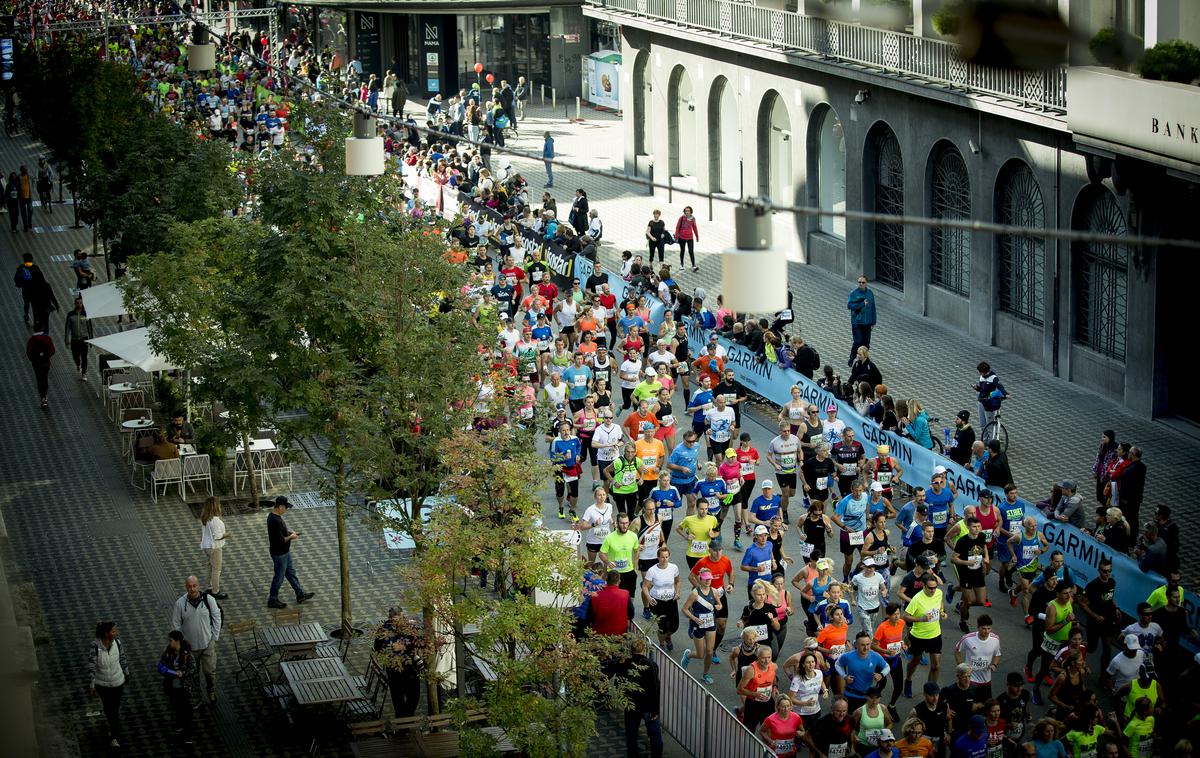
[0,126,677,757]
[489,101,1194,582]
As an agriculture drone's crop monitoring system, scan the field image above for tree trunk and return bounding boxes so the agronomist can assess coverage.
[70,184,81,228]
[240,428,260,509]
[335,465,353,637]
[423,600,441,715]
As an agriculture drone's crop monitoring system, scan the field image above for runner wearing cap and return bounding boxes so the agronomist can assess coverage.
[868,445,904,502]
[925,473,956,557]
[690,540,734,656]
[742,525,778,590]
[681,566,723,684]
[632,365,663,406]
[913,682,950,754]
[648,473,683,548]
[550,421,582,521]
[592,410,624,491]
[767,422,802,525]
[704,392,737,462]
[733,433,761,549]
[821,403,847,446]
[861,727,899,758]
[904,572,948,698]
[850,686,893,752]
[693,335,725,388]
[748,481,783,530]
[759,694,805,758]
[850,557,889,635]
[694,463,729,522]
[950,714,988,758]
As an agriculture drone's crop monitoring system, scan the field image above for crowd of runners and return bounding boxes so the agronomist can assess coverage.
[9,4,1193,758]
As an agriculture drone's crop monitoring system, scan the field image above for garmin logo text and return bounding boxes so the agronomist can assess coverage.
[1151,117,1200,143]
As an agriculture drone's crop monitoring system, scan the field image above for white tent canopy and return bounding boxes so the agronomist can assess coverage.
[80,282,128,319]
[87,327,179,373]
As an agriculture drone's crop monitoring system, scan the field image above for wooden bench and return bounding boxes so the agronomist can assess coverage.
[349,708,489,741]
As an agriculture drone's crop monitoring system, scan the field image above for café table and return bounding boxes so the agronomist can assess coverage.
[261,622,328,658]
[278,657,360,706]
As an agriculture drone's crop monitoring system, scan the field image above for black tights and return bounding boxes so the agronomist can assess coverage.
[678,239,695,267]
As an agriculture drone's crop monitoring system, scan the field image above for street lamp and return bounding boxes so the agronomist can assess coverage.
[721,200,787,313]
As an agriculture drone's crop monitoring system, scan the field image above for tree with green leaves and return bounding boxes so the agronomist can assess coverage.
[394,424,633,756]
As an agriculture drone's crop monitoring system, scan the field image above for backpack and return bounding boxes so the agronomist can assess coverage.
[202,591,223,636]
[807,347,820,373]
[17,266,31,284]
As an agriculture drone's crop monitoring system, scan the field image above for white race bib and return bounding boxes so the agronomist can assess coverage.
[840,463,857,476]
[657,506,675,522]
[726,478,741,494]
[642,455,658,469]
[1040,634,1061,654]
[886,641,903,655]
[828,746,849,758]
[931,509,949,525]
[848,531,865,546]
[757,561,772,576]
[778,453,796,469]
[970,656,989,671]
[968,555,983,570]
[696,612,714,629]
[800,542,815,557]
[564,472,579,482]
[748,624,768,642]
[816,476,829,490]
[593,524,611,540]
[573,374,587,387]
[613,558,630,572]
[650,587,675,601]
[531,270,543,282]
[877,472,892,486]
[740,461,755,476]
[690,539,709,554]
[773,738,795,754]
[619,470,637,487]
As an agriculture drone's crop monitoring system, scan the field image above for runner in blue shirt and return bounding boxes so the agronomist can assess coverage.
[746,481,781,528]
[667,432,701,513]
[925,473,957,554]
[740,525,776,588]
[560,354,593,412]
[649,475,683,545]
[550,422,583,520]
[686,376,715,438]
[694,463,728,520]
[834,632,891,709]
[833,481,870,581]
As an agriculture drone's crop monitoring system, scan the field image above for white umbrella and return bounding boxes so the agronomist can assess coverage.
[80,282,128,319]
[87,327,179,373]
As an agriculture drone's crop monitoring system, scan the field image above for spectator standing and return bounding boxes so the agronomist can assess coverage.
[5,170,19,230]
[26,267,59,332]
[569,189,589,235]
[620,636,663,758]
[17,164,33,231]
[13,253,40,324]
[673,207,700,272]
[1092,430,1118,504]
[375,608,423,717]
[847,275,876,366]
[266,496,315,608]
[587,570,634,635]
[170,576,222,704]
[200,497,228,600]
[542,131,555,187]
[973,362,1007,434]
[63,296,92,380]
[983,440,1012,488]
[25,327,55,410]
[1155,506,1180,574]
[391,74,408,116]
[88,621,129,749]
[36,157,54,212]
[646,209,668,264]
[1112,447,1146,526]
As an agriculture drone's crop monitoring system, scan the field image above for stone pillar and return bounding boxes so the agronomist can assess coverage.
[549,7,586,99]
[913,0,943,38]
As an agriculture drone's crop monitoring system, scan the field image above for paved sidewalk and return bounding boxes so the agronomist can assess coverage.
[485,101,1192,584]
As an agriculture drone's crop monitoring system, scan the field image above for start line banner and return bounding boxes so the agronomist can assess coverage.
[680,317,1197,631]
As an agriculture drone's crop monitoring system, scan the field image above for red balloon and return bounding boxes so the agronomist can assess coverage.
[473,62,483,74]
[485,73,494,84]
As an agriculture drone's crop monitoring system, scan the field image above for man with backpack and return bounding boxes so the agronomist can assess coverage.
[13,253,40,324]
[973,362,1006,436]
[170,575,223,704]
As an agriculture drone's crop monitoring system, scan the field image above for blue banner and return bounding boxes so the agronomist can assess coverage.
[680,318,1194,630]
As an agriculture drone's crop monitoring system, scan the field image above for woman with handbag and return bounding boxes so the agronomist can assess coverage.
[646,209,669,264]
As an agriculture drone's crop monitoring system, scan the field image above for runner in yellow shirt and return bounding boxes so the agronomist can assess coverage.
[676,511,720,570]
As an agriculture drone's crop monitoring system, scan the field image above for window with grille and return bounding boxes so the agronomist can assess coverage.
[872,129,904,290]
[1073,189,1129,361]
[929,144,971,296]
[997,162,1045,324]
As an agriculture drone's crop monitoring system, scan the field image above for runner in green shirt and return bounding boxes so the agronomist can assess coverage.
[1120,700,1155,758]
[902,572,947,697]
[600,512,639,595]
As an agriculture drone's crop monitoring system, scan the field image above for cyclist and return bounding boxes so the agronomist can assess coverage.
[973,362,1007,439]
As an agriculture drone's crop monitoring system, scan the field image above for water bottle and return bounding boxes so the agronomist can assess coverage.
[944,427,951,447]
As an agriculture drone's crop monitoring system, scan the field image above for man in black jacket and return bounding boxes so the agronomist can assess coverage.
[948,410,975,467]
[983,440,1012,488]
[1114,447,1146,526]
[619,636,662,758]
[791,335,820,380]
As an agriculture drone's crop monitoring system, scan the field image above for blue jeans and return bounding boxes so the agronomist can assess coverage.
[269,553,304,601]
[544,160,553,186]
[624,711,663,758]
[850,323,873,366]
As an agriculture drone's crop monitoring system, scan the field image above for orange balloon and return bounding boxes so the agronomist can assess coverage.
[485,73,494,84]
[473,62,483,74]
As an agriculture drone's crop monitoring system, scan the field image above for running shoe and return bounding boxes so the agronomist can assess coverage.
[903,681,913,699]
[959,621,969,633]
[571,514,580,523]
[1010,590,1019,607]
[954,602,961,612]
[558,509,566,519]
[983,600,993,608]
[1042,675,1055,687]
[702,674,714,685]
[945,584,956,604]
[1024,666,1035,684]
[733,538,743,550]
[1024,615,1034,627]
[781,511,789,524]
[711,654,720,664]
[680,649,691,668]
[920,654,929,666]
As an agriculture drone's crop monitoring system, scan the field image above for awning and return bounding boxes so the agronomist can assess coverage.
[80,282,128,319]
[87,327,179,372]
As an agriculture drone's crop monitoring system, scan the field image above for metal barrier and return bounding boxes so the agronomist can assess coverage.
[632,626,774,758]
[586,0,1067,112]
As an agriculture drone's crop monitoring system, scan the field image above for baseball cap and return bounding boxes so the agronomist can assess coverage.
[708,538,723,550]
[274,495,290,508]
[915,503,928,513]
[933,465,947,475]
[870,481,884,492]
[499,312,510,319]
[645,367,658,377]
[753,525,768,535]
[1060,479,1076,491]
[555,403,566,412]
[825,403,837,413]
[815,558,834,572]
[923,682,941,695]
[915,555,932,569]
[640,421,655,432]
[1125,633,1141,649]
[725,448,737,458]
[877,729,895,742]
[956,410,970,422]
[761,480,775,490]
[805,638,819,649]
[698,569,714,579]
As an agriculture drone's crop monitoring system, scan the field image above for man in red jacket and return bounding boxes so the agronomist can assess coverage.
[586,570,633,636]
[26,328,55,410]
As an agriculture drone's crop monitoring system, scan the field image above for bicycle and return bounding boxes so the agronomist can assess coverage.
[981,405,1009,454]
[926,416,947,457]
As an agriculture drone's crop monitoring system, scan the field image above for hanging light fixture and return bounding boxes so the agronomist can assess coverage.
[187,25,215,72]
[721,200,787,313]
[345,111,385,176]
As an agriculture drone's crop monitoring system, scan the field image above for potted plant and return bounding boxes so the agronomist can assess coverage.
[1089,27,1143,71]
[1139,39,1200,84]
[932,1,964,36]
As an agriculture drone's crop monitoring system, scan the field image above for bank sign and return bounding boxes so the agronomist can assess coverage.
[1068,66,1200,167]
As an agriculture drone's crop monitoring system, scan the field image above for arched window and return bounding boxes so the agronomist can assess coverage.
[929,143,971,296]
[667,65,696,178]
[869,126,904,289]
[1073,187,1129,360]
[996,161,1045,324]
[757,91,791,205]
[633,51,651,157]
[813,106,846,238]
[708,77,738,195]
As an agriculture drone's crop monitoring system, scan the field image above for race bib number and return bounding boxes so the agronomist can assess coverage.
[758,561,772,576]
[538,340,549,351]
[593,524,611,540]
[988,746,1005,758]
[800,542,815,557]
[886,641,903,655]
[864,729,883,746]
[970,656,989,671]
[519,406,534,419]
[931,509,948,526]
[1022,545,1038,561]
[564,472,579,483]
[757,685,773,699]
[830,644,847,656]
[877,472,892,486]
[747,624,768,642]
[740,461,755,476]
[840,463,857,476]
[968,555,983,570]
[828,746,848,758]
[816,476,829,490]
[724,393,737,404]
[613,558,631,572]
[778,454,796,469]
[619,470,637,487]
[982,529,994,542]
[573,375,587,387]
[660,414,675,427]
[531,270,543,282]
[650,587,674,601]
[1040,634,1061,655]
[779,309,793,322]
[788,407,804,420]
[1006,722,1024,740]
[642,455,658,470]
[848,531,865,546]
[697,612,714,629]
[773,738,795,755]
[691,539,709,554]
[677,363,689,374]
[726,479,741,494]
[657,506,675,522]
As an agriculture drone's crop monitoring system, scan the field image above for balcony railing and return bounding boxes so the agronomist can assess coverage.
[586,0,1067,112]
